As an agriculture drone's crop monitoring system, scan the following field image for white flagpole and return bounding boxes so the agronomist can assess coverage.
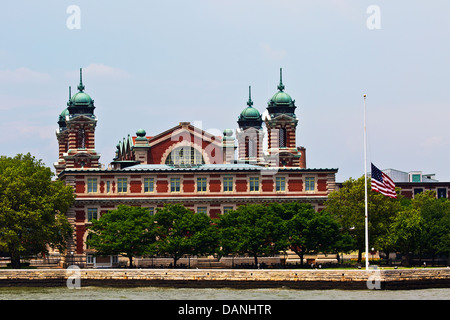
[363,94,369,271]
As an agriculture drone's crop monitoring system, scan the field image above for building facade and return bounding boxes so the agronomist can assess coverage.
[55,68,338,266]
[382,168,448,199]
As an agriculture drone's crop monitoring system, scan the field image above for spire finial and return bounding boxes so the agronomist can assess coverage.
[69,86,71,99]
[277,67,285,91]
[77,68,85,92]
[247,85,253,107]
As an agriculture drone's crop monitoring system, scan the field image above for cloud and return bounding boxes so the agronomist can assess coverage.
[260,43,287,61]
[1,120,55,141]
[67,64,131,81]
[0,96,54,111]
[0,67,51,84]
[420,136,447,150]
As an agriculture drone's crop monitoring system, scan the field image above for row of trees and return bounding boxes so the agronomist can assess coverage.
[87,202,353,267]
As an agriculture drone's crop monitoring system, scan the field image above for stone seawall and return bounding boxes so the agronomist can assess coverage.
[0,268,449,290]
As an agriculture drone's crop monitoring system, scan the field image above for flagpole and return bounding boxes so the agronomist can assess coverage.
[363,94,369,271]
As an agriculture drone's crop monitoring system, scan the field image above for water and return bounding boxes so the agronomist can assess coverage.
[0,286,448,300]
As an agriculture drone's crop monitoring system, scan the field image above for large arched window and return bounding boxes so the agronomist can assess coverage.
[165,146,205,166]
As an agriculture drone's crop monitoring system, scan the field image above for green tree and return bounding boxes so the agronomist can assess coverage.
[414,191,450,258]
[272,202,353,266]
[389,207,423,266]
[152,204,217,267]
[0,153,74,268]
[87,205,156,267]
[217,204,288,267]
[392,191,450,265]
[325,176,401,262]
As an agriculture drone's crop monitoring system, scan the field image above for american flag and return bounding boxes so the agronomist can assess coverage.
[371,163,397,198]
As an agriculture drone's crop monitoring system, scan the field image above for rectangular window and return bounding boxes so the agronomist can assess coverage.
[197,207,208,214]
[223,206,234,214]
[305,177,315,191]
[87,178,97,193]
[276,177,286,191]
[117,178,127,193]
[414,188,423,196]
[170,178,181,192]
[86,254,94,264]
[249,177,259,192]
[144,178,154,193]
[197,177,207,192]
[437,188,447,199]
[106,181,110,193]
[87,208,98,222]
[223,177,233,192]
[148,207,155,215]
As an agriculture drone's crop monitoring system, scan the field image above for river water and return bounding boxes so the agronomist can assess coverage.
[0,286,448,300]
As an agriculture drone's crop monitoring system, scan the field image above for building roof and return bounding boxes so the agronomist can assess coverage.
[60,163,337,175]
[237,86,263,130]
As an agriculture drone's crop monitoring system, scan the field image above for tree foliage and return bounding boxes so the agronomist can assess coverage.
[0,153,75,267]
[325,176,402,262]
[326,177,450,264]
[388,191,450,265]
[152,204,218,266]
[87,205,156,267]
[217,204,288,266]
[277,202,353,264]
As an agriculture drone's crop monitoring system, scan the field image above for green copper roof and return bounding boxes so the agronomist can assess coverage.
[270,91,293,104]
[60,107,69,119]
[239,106,261,120]
[136,128,146,137]
[70,91,93,105]
[58,107,70,129]
[267,68,296,117]
[67,68,95,116]
[238,86,263,129]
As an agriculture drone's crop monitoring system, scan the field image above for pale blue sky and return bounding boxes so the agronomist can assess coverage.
[1,1,450,182]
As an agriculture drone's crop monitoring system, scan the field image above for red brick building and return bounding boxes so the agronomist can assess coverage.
[55,68,338,266]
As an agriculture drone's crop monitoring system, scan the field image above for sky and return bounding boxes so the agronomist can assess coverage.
[1,0,450,182]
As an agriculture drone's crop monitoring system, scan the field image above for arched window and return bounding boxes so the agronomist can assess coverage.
[78,127,86,149]
[165,146,205,166]
[245,136,257,158]
[279,127,286,148]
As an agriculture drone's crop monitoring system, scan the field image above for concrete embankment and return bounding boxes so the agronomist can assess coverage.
[0,268,449,290]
